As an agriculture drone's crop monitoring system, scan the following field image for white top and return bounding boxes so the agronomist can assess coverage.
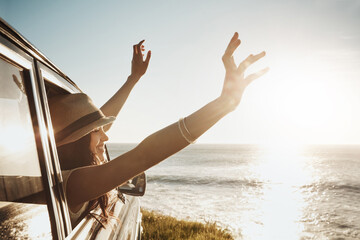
[62,169,88,228]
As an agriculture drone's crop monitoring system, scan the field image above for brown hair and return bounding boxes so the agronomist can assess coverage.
[57,134,110,225]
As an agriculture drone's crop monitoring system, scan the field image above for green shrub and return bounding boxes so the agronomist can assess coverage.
[141,209,234,240]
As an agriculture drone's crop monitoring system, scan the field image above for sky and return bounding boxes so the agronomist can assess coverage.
[1,0,360,144]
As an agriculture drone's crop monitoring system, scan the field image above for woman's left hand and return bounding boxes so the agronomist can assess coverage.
[220,32,268,110]
[130,40,151,80]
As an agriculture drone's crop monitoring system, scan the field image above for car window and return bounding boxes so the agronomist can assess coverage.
[0,56,52,239]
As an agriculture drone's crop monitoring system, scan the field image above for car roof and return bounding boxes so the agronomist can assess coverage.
[0,17,81,92]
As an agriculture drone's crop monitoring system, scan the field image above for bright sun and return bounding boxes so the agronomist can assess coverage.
[245,52,345,145]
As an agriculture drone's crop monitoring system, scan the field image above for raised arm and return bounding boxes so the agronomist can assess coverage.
[66,33,268,209]
[101,40,151,132]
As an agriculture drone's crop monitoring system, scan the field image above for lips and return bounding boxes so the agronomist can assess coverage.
[97,145,105,153]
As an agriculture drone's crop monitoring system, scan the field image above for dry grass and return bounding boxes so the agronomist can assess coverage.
[141,209,234,240]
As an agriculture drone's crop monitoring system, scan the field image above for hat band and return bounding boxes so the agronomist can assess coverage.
[56,111,104,143]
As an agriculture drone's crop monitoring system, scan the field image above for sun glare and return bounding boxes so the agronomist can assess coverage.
[256,142,311,186]
[0,123,41,176]
[25,205,52,239]
[0,124,32,154]
[240,143,312,239]
[247,51,348,145]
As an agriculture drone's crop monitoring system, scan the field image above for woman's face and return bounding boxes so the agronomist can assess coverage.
[89,126,109,161]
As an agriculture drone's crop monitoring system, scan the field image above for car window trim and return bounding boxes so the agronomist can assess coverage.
[0,33,68,239]
[37,61,76,235]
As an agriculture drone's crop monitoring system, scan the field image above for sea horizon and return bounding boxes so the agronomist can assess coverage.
[108,143,360,239]
[108,142,360,147]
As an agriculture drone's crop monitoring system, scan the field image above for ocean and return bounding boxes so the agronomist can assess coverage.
[107,143,360,240]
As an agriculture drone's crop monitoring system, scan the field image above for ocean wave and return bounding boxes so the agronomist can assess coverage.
[147,175,263,187]
[301,182,360,194]
[147,175,360,194]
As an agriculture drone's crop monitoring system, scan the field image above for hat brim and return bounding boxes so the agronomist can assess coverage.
[56,116,115,146]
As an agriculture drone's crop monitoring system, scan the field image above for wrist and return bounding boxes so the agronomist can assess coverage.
[216,95,239,113]
[127,74,141,83]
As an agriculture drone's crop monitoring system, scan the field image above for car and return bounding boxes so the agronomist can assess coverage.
[0,17,146,240]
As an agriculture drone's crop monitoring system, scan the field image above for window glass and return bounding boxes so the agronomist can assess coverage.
[0,56,51,239]
[0,60,40,178]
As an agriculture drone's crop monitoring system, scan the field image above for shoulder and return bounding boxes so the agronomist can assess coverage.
[62,169,75,188]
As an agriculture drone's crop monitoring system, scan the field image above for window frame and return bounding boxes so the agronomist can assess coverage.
[0,32,69,239]
[36,61,80,234]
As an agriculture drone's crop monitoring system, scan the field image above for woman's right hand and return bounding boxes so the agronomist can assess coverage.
[220,32,268,110]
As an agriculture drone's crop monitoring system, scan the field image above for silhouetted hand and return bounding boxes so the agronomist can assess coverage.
[221,32,268,109]
[131,40,151,80]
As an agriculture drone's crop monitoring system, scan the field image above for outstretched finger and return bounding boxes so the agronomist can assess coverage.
[133,44,138,56]
[137,40,145,59]
[222,44,239,70]
[238,51,266,73]
[144,50,151,65]
[225,32,239,52]
[223,33,240,58]
[225,39,240,57]
[223,33,241,70]
[244,67,269,86]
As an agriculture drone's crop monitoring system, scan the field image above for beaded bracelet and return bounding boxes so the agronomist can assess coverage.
[178,118,196,144]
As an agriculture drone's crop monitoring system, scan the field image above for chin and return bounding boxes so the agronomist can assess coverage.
[98,152,106,162]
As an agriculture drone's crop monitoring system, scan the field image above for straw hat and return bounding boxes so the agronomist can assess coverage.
[48,93,115,146]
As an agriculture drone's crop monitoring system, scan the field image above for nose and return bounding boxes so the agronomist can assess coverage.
[100,128,109,142]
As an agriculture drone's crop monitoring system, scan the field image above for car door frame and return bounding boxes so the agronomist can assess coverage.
[0,22,71,239]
